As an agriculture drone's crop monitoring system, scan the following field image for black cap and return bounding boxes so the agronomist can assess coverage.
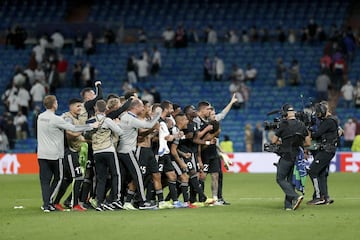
[282,104,294,112]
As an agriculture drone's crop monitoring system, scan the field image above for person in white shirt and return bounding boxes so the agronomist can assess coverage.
[245,63,257,83]
[207,25,218,44]
[151,46,161,76]
[162,27,175,48]
[340,80,355,108]
[213,56,224,81]
[30,79,46,109]
[14,110,28,139]
[17,86,31,116]
[51,30,65,54]
[136,57,149,82]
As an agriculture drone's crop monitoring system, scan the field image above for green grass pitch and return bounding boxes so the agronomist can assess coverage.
[1,173,359,240]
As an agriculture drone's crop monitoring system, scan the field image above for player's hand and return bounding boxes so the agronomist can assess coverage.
[230,93,238,104]
[94,80,102,87]
[154,106,162,115]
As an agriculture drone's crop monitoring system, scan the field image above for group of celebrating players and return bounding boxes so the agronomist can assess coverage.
[39,81,237,212]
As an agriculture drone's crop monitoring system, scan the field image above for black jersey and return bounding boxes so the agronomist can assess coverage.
[182,121,198,153]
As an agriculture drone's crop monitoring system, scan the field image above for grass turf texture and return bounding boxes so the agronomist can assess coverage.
[1,173,359,240]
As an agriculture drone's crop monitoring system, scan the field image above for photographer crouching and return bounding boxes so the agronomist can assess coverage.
[271,104,311,210]
[307,101,340,205]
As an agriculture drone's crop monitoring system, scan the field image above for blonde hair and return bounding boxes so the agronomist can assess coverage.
[43,95,56,109]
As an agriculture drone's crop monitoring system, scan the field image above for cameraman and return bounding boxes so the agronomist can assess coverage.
[307,101,339,205]
[271,104,310,210]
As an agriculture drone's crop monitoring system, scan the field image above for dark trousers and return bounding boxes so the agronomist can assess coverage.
[38,158,63,208]
[276,157,299,209]
[94,151,122,205]
[118,151,146,203]
[308,151,335,199]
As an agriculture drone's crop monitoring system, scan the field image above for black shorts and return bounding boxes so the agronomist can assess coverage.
[136,146,159,176]
[64,148,83,179]
[172,153,198,176]
[202,155,221,173]
[157,154,174,173]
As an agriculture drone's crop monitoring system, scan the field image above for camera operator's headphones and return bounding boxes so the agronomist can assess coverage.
[281,104,294,118]
[315,102,327,119]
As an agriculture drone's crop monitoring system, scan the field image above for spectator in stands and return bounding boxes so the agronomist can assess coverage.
[24,67,35,86]
[316,70,331,102]
[136,56,150,82]
[206,25,217,44]
[277,27,286,43]
[332,53,347,91]
[104,28,116,44]
[33,42,45,65]
[300,27,309,44]
[17,85,30,116]
[162,26,175,48]
[51,30,65,54]
[73,30,84,57]
[14,110,28,140]
[225,30,239,44]
[82,62,97,87]
[30,79,46,110]
[213,55,225,81]
[230,64,245,82]
[288,29,296,44]
[245,123,253,152]
[72,60,83,88]
[34,65,46,85]
[6,85,20,117]
[340,79,354,108]
[13,24,27,50]
[288,59,301,86]
[307,18,318,43]
[242,30,250,43]
[220,135,233,153]
[127,55,138,84]
[354,81,360,108]
[317,26,327,42]
[203,56,213,81]
[174,25,187,48]
[320,54,332,72]
[151,46,161,76]
[138,28,147,43]
[84,32,96,56]
[47,63,60,94]
[245,63,257,83]
[276,58,286,88]
[229,79,244,109]
[0,127,9,153]
[57,55,68,87]
[343,117,356,148]
[253,122,263,152]
[3,113,16,149]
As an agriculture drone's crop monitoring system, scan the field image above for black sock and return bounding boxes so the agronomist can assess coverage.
[168,181,178,201]
[156,189,164,202]
[125,190,135,203]
[180,182,189,202]
[198,179,206,202]
[190,176,206,202]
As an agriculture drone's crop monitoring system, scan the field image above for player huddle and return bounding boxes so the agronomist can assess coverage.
[42,81,237,212]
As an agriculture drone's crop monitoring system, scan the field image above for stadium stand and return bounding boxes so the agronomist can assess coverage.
[0,0,358,152]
